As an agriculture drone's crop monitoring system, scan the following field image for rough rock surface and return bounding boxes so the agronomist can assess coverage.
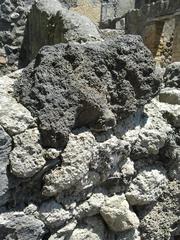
[100,194,140,232]
[0,3,179,239]
[16,35,160,148]
[0,127,11,207]
[126,167,167,205]
[164,62,180,88]
[0,211,46,240]
[9,128,46,178]
[0,70,35,135]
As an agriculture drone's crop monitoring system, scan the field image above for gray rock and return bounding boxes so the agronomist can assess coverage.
[0,70,35,135]
[154,98,180,128]
[16,35,160,148]
[130,99,172,159]
[159,88,180,105]
[164,62,180,88]
[21,0,101,65]
[164,144,180,180]
[9,128,46,178]
[116,229,140,240]
[0,211,46,240]
[0,126,11,207]
[43,131,130,197]
[39,200,72,229]
[48,220,77,240]
[74,193,105,219]
[43,131,95,196]
[140,181,180,240]
[69,216,105,240]
[100,194,140,232]
[126,167,167,205]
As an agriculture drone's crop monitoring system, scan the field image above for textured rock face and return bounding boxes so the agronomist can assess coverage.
[0,211,46,240]
[9,128,46,178]
[0,127,11,206]
[100,194,139,232]
[126,168,167,205]
[164,62,180,88]
[0,2,180,238]
[16,35,160,148]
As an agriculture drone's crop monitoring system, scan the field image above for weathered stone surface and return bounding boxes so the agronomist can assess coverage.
[43,131,130,197]
[159,88,180,105]
[39,200,72,229]
[69,216,105,240]
[43,130,95,196]
[16,35,160,148]
[164,143,180,180]
[129,99,172,159]
[126,167,167,205]
[9,128,46,178]
[0,70,35,135]
[0,211,46,240]
[74,193,105,219]
[155,98,180,128]
[100,194,140,232]
[0,126,11,207]
[164,62,180,88]
[21,0,101,65]
[139,181,180,240]
[116,229,140,240]
[48,220,77,240]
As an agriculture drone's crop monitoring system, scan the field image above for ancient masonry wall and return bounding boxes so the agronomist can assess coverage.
[172,15,180,62]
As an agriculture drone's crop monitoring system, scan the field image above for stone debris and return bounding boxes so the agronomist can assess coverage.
[0,1,179,240]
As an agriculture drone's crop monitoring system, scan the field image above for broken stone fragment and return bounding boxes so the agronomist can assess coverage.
[164,62,180,88]
[126,168,167,205]
[100,194,140,232]
[0,211,46,240]
[69,216,105,240]
[39,200,72,229]
[159,88,180,105]
[10,128,46,178]
[0,70,35,135]
[0,126,11,207]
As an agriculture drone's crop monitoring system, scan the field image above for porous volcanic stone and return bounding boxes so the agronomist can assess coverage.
[16,35,160,148]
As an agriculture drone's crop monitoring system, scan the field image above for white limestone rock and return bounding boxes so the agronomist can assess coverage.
[39,200,72,229]
[48,220,77,240]
[69,216,105,240]
[130,99,172,158]
[0,70,35,135]
[10,128,46,178]
[74,193,105,219]
[100,194,140,232]
[43,130,96,196]
[126,168,167,205]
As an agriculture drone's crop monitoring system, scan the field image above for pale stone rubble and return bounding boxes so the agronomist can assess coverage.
[0,63,179,239]
[0,2,179,239]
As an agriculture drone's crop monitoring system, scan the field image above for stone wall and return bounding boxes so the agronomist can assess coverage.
[172,15,180,62]
[125,0,180,66]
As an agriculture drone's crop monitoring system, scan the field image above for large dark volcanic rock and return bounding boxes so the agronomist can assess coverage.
[16,35,160,148]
